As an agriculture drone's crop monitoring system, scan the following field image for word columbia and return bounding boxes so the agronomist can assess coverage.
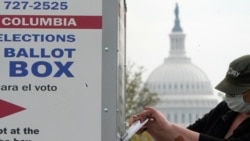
[2,16,77,27]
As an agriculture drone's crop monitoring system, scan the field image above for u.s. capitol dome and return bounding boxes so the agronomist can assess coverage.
[145,4,219,126]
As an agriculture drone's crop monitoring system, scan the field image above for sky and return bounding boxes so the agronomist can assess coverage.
[126,0,250,91]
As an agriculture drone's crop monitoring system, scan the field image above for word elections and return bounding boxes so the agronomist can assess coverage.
[5,48,75,77]
[0,34,76,42]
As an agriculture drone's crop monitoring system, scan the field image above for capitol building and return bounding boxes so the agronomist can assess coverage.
[145,4,220,126]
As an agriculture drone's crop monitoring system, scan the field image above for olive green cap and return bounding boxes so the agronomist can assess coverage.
[215,55,250,94]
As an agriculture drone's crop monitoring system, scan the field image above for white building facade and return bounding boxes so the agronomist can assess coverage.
[146,4,220,126]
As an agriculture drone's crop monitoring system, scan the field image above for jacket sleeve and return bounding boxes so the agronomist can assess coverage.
[188,101,250,141]
[187,101,228,132]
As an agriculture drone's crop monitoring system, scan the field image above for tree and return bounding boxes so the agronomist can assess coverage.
[125,63,159,120]
[125,62,159,141]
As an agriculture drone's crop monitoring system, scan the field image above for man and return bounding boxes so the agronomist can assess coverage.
[132,55,250,141]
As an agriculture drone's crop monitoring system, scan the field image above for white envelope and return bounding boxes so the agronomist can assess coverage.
[120,119,149,141]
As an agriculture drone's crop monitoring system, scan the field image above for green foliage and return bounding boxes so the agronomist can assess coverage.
[125,62,159,141]
[130,132,155,141]
[125,62,159,121]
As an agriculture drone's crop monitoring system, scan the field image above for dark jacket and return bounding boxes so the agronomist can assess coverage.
[187,101,250,141]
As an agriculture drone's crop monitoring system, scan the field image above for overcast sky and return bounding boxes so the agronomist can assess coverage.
[126,0,250,91]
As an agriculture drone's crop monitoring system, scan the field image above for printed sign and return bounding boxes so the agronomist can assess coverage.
[0,0,103,141]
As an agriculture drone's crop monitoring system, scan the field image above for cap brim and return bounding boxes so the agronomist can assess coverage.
[215,77,250,94]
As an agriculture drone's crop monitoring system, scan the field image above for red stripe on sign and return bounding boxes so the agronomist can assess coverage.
[0,15,102,29]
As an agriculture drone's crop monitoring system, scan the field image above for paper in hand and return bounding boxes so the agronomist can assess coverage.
[121,119,149,141]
